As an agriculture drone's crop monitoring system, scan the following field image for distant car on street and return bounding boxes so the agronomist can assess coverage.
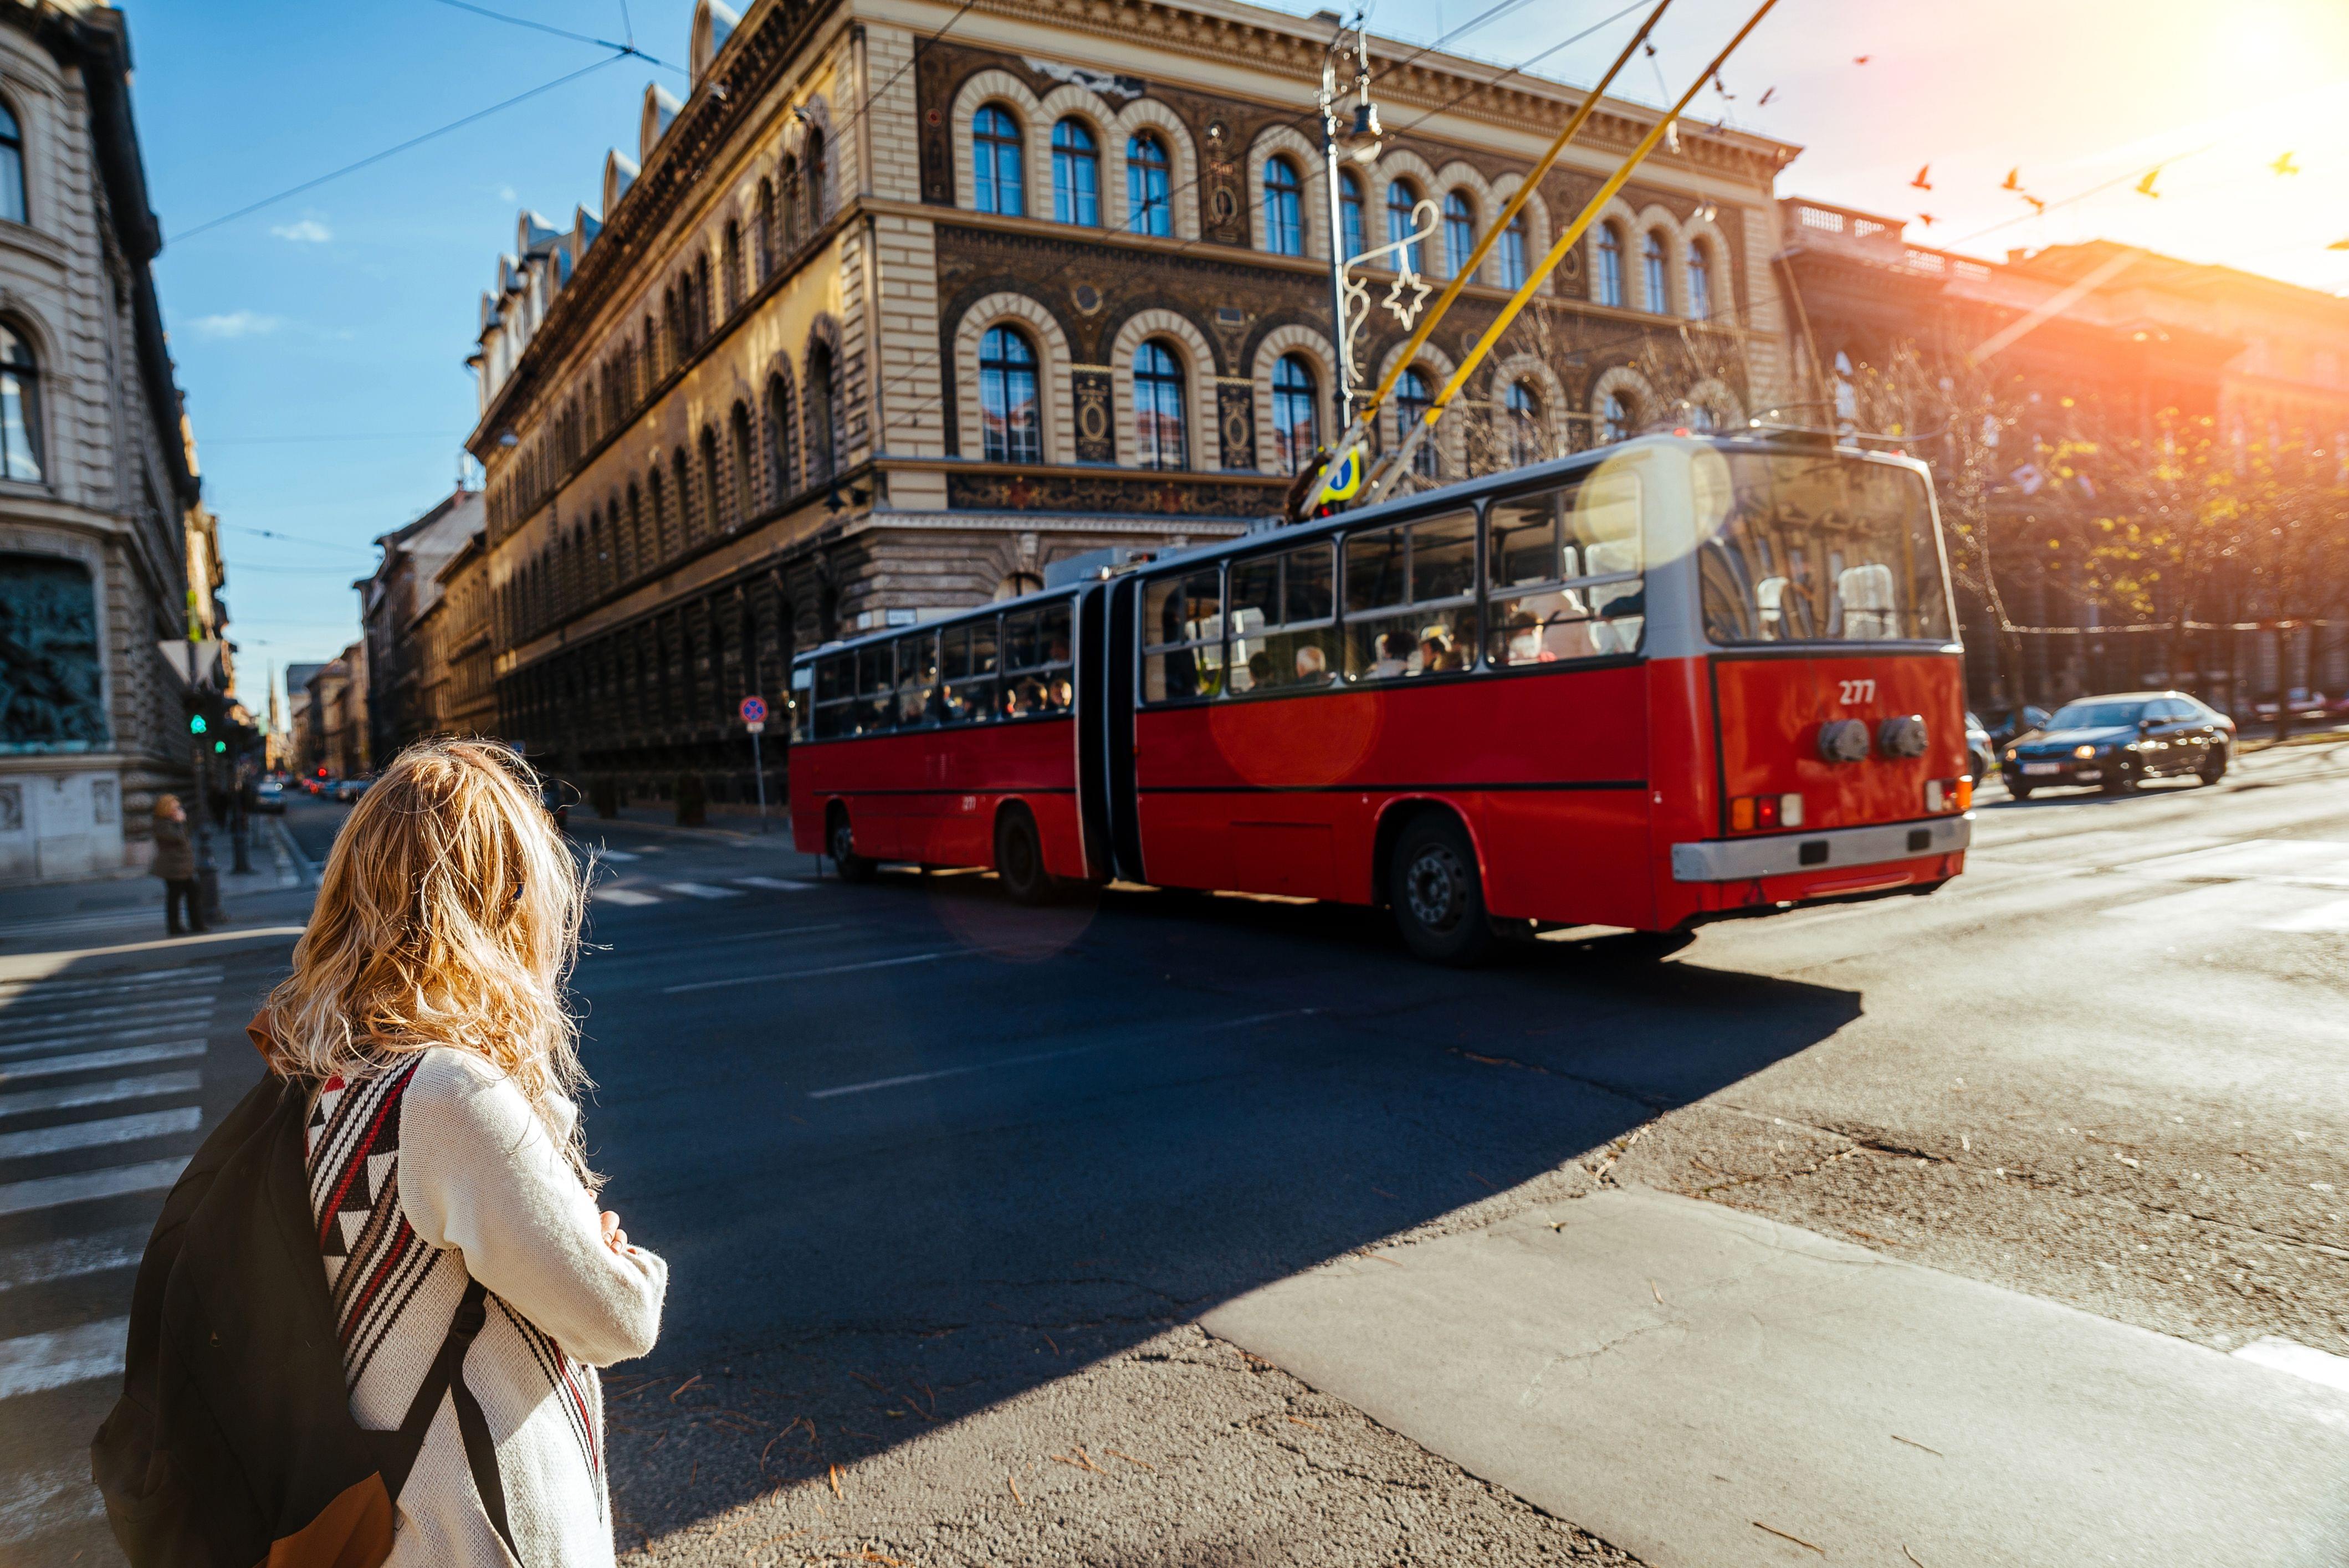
[253,779,285,814]
[2250,688,2329,722]
[331,776,374,803]
[2001,691,2234,798]
[1964,711,1994,783]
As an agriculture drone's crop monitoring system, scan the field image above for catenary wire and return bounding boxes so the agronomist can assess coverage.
[423,0,683,72]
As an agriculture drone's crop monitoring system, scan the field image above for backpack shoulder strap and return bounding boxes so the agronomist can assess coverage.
[372,1278,518,1562]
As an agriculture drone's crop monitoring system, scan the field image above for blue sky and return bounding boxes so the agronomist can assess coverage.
[127,0,2347,714]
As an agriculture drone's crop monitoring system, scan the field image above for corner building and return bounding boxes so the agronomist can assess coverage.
[467,0,1798,807]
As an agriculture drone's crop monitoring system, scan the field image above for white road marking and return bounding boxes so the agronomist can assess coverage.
[0,1453,108,1539]
[592,888,662,907]
[0,1158,187,1218]
[2232,1336,2349,1395]
[810,1043,1103,1099]
[2260,896,2349,934]
[2101,881,2349,934]
[663,882,744,899]
[0,1069,202,1118]
[0,966,223,1000]
[701,924,846,944]
[0,1317,129,1399]
[1,996,209,1027]
[663,951,954,994]
[734,877,815,891]
[0,1023,217,1061]
[0,1227,148,1293]
[0,1042,207,1088]
[2126,838,2349,890]
[0,1106,202,1160]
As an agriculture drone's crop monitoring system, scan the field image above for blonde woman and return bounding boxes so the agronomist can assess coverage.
[259,739,664,1566]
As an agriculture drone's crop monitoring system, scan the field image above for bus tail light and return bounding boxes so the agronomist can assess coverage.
[1731,792,1805,832]
[1924,777,1971,813]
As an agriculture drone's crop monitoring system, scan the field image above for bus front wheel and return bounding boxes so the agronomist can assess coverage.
[1389,815,1497,966]
[994,807,1056,905]
[828,810,876,883]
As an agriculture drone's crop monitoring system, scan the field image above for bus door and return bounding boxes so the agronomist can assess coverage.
[1102,575,1145,880]
[1073,582,1115,880]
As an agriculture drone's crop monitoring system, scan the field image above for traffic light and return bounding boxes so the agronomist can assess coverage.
[213,740,227,754]
[189,713,207,735]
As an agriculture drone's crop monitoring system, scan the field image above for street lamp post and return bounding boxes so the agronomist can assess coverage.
[1317,23,1380,438]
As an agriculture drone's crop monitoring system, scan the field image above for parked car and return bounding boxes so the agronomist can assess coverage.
[2001,691,2234,798]
[2250,688,2330,722]
[331,776,374,803]
[1964,711,1995,783]
[253,779,285,814]
[1983,705,2053,748]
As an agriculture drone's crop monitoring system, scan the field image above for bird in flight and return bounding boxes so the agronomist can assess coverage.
[2000,167,2023,192]
[1758,86,1776,106]
[1911,164,1933,190]
[1852,54,1871,64]
[2271,151,2300,176]
[2022,194,2046,214]
[2135,168,2162,198]
[1916,212,1937,227]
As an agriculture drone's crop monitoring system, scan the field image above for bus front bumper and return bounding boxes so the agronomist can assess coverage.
[1670,814,1973,883]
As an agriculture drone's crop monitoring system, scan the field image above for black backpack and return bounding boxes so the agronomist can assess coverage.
[91,1073,516,1567]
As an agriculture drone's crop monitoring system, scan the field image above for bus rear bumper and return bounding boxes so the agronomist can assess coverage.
[1670,814,1972,883]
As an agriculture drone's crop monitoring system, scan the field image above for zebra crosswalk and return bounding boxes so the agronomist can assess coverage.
[592,873,818,907]
[0,961,221,1544]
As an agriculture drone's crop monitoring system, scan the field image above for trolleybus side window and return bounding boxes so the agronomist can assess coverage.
[939,617,1000,724]
[1142,568,1225,703]
[854,642,895,734]
[895,629,940,727]
[1002,599,1074,716]
[1225,541,1337,694]
[1486,472,1645,665]
[810,653,854,739]
[1343,511,1477,681]
[1693,449,1951,645]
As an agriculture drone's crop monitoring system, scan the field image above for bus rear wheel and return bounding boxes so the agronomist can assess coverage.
[994,806,1056,905]
[828,809,876,884]
[1389,815,1496,966]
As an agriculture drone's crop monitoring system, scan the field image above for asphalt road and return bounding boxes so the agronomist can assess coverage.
[3,752,2344,1565]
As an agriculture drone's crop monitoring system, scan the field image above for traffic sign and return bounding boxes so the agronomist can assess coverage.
[745,720,766,734]
[739,695,767,725]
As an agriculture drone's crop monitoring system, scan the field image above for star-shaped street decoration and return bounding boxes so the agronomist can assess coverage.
[1383,265,1433,329]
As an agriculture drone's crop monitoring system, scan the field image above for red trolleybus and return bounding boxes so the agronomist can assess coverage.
[791,431,1973,962]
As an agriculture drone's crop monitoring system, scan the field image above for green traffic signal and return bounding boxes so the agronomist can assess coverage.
[189,714,207,735]
[213,740,226,754]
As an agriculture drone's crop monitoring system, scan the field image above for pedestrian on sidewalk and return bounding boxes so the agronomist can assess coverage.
[257,739,667,1565]
[150,793,204,936]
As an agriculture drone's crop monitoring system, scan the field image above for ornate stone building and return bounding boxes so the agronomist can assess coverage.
[0,3,210,881]
[355,485,482,757]
[465,0,1797,805]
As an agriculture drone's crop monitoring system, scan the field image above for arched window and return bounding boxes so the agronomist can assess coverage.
[807,341,838,484]
[1642,231,1669,313]
[1263,157,1304,256]
[1500,213,1529,290]
[1689,403,1718,433]
[979,326,1042,463]
[1127,133,1172,236]
[673,447,694,544]
[1051,119,1098,226]
[1603,392,1634,443]
[723,221,744,314]
[1505,382,1543,467]
[589,510,608,594]
[0,324,42,481]
[0,102,26,226]
[623,483,643,578]
[1270,353,1318,475]
[1833,348,1859,431]
[1596,224,1625,308]
[767,372,796,498]
[1686,240,1712,322]
[730,402,755,519]
[694,255,712,338]
[1339,171,1365,263]
[1386,181,1423,273]
[1133,340,1186,469]
[779,154,801,247]
[802,130,827,233]
[1396,368,1438,478]
[647,467,668,559]
[973,105,1023,216]
[1441,192,1475,278]
[700,427,723,535]
[755,178,776,280]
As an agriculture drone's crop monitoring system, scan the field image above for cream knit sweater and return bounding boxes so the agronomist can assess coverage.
[304,1047,668,1567]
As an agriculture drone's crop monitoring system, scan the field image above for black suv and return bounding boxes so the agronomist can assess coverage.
[2001,691,2234,798]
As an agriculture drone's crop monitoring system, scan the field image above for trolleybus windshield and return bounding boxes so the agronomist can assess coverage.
[1693,450,1950,645]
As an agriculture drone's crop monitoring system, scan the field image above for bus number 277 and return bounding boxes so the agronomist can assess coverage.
[1838,678,1877,706]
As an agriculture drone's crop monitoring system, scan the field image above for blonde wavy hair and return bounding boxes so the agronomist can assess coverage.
[264,739,593,1181]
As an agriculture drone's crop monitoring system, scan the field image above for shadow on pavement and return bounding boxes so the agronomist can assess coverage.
[583,870,1860,1549]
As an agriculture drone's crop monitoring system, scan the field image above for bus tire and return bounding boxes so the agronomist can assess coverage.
[994,806,1056,905]
[1389,814,1497,966]
[827,807,876,884]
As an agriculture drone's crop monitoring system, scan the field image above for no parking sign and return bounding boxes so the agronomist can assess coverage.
[739,695,767,732]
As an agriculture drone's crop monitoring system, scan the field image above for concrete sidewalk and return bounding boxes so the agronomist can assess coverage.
[1204,1186,2349,1568]
[0,816,310,968]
